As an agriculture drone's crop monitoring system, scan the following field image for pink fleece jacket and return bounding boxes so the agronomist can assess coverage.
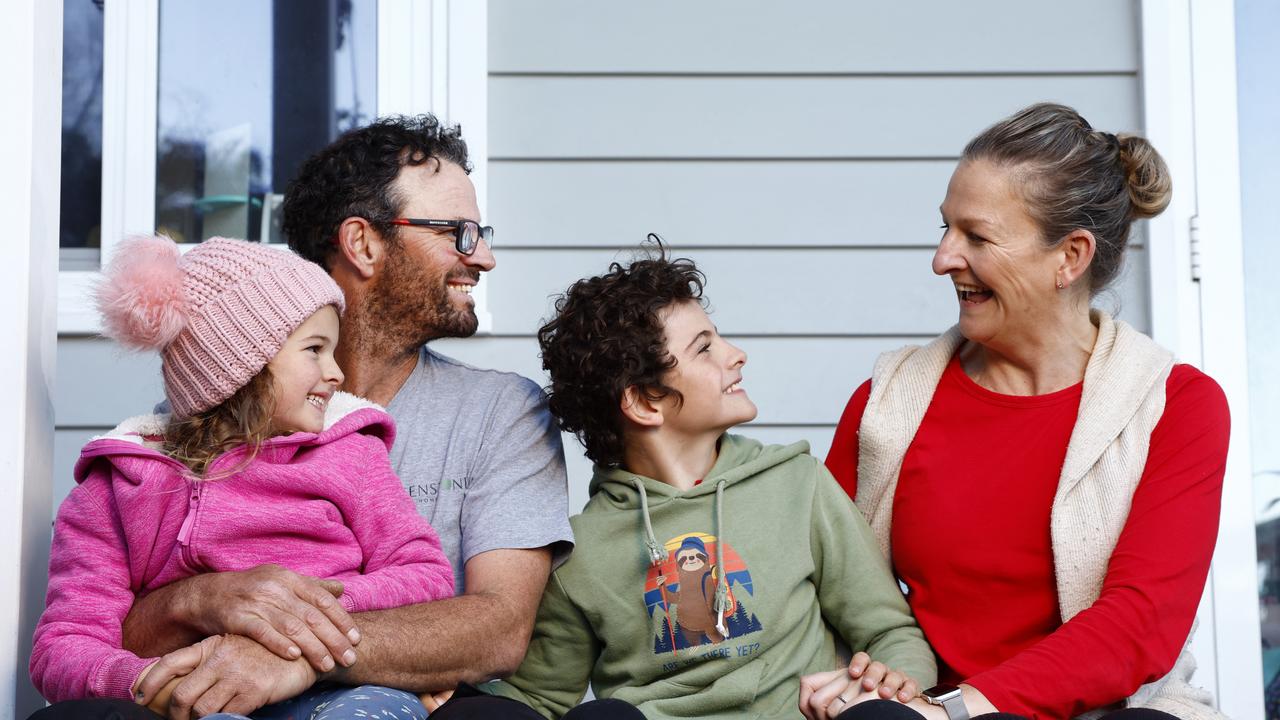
[30,392,454,703]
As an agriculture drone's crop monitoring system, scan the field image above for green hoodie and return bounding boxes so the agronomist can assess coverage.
[488,434,935,719]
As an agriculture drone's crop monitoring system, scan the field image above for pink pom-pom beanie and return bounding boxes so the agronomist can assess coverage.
[97,236,346,419]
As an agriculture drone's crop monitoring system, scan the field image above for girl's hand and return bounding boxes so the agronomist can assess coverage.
[419,688,455,712]
[847,651,919,703]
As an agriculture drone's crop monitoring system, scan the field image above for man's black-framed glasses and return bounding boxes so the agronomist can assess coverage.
[390,218,494,256]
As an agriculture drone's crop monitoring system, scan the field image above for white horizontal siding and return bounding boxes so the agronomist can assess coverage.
[490,0,1139,74]
[490,76,1140,159]
[490,161,956,247]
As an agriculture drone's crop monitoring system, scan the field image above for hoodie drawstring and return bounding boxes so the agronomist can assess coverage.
[712,479,731,638]
[635,477,733,640]
[634,479,668,566]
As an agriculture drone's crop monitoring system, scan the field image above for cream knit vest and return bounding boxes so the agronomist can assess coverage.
[856,311,1224,720]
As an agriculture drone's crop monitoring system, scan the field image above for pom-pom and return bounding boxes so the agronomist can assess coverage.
[95,235,189,350]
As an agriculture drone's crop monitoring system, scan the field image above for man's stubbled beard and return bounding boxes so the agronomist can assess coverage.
[361,239,479,357]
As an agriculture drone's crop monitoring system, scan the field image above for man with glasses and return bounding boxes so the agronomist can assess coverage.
[110,115,574,719]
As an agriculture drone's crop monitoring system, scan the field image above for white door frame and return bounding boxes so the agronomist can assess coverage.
[0,1,61,717]
[1142,2,1264,718]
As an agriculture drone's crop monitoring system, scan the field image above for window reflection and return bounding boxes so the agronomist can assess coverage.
[1237,0,1280,716]
[60,0,104,270]
[156,0,376,244]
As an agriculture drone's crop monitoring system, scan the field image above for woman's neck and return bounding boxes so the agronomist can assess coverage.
[622,431,721,491]
[962,309,1099,396]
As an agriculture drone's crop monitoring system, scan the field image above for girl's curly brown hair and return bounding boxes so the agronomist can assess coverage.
[164,366,277,478]
[537,243,706,467]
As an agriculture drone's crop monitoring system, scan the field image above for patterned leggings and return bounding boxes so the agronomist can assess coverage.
[204,684,426,720]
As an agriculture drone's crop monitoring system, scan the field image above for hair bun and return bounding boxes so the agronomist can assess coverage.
[1117,134,1173,219]
[96,235,190,350]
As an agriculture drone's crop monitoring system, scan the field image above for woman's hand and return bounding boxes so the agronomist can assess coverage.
[800,652,919,720]
[847,651,919,702]
[799,667,877,720]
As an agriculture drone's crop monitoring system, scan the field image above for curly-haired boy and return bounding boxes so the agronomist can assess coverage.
[485,247,936,719]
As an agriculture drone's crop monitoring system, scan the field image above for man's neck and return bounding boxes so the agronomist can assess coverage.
[622,431,722,491]
[337,340,421,407]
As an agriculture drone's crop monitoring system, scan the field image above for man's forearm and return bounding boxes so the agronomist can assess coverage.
[327,590,531,692]
[123,579,206,657]
[328,547,552,693]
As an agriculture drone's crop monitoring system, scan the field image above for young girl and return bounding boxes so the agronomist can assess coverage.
[30,236,454,719]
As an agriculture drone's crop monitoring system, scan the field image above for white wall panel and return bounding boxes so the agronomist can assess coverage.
[490,160,956,247]
[490,76,1140,159]
[56,338,163,427]
[490,0,1139,74]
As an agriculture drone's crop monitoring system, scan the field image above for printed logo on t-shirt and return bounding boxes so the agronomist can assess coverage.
[644,532,763,656]
[405,476,473,504]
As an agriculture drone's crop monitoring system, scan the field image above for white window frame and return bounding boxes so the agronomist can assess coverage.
[58,0,490,334]
[1142,2,1263,718]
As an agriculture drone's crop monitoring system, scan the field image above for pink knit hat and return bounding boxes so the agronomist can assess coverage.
[96,235,346,419]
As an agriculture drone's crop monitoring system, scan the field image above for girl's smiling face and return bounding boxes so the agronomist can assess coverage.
[266,305,344,435]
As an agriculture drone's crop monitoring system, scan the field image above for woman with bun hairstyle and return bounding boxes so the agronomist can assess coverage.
[30,236,454,719]
[812,104,1229,720]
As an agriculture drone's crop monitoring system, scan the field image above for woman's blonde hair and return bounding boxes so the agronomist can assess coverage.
[962,102,1173,294]
[164,365,276,478]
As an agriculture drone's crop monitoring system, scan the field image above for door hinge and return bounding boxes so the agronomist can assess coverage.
[1188,215,1202,282]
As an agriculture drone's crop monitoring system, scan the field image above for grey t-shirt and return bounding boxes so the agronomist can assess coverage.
[385,347,574,593]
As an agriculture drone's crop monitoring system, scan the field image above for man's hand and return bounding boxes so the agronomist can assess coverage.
[136,634,316,720]
[125,564,359,672]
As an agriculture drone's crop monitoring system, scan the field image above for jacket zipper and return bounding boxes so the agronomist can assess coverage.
[177,480,201,570]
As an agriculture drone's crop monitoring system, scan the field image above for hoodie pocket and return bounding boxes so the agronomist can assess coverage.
[610,658,769,719]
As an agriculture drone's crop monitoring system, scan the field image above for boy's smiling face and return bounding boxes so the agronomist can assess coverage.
[655,299,758,438]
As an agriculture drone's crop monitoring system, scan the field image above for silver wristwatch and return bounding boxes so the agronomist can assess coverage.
[921,684,969,720]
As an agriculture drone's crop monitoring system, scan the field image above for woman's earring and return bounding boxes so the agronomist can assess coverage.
[1056,278,1065,290]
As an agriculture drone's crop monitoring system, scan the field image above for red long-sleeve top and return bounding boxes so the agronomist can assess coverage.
[826,356,1228,720]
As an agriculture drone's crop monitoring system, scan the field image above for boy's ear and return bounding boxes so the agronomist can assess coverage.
[620,385,664,428]
[334,217,385,280]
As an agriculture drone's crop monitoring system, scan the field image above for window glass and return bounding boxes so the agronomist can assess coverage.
[60,0,105,270]
[1237,1,1280,716]
[155,0,377,244]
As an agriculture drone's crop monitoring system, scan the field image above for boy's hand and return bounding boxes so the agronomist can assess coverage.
[798,668,880,720]
[847,650,919,702]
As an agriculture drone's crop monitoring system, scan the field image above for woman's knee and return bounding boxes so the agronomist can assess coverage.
[837,699,925,720]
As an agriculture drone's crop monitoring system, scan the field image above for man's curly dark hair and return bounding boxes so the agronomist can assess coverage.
[282,114,471,270]
[537,245,706,467]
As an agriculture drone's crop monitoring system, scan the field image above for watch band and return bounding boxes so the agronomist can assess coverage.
[922,685,970,720]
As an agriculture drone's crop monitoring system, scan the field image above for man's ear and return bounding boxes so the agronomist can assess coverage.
[334,217,386,280]
[620,385,664,428]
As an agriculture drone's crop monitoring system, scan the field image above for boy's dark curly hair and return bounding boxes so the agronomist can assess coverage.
[282,114,471,271]
[537,245,706,467]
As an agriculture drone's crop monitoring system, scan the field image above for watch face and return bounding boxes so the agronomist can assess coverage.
[922,684,962,702]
